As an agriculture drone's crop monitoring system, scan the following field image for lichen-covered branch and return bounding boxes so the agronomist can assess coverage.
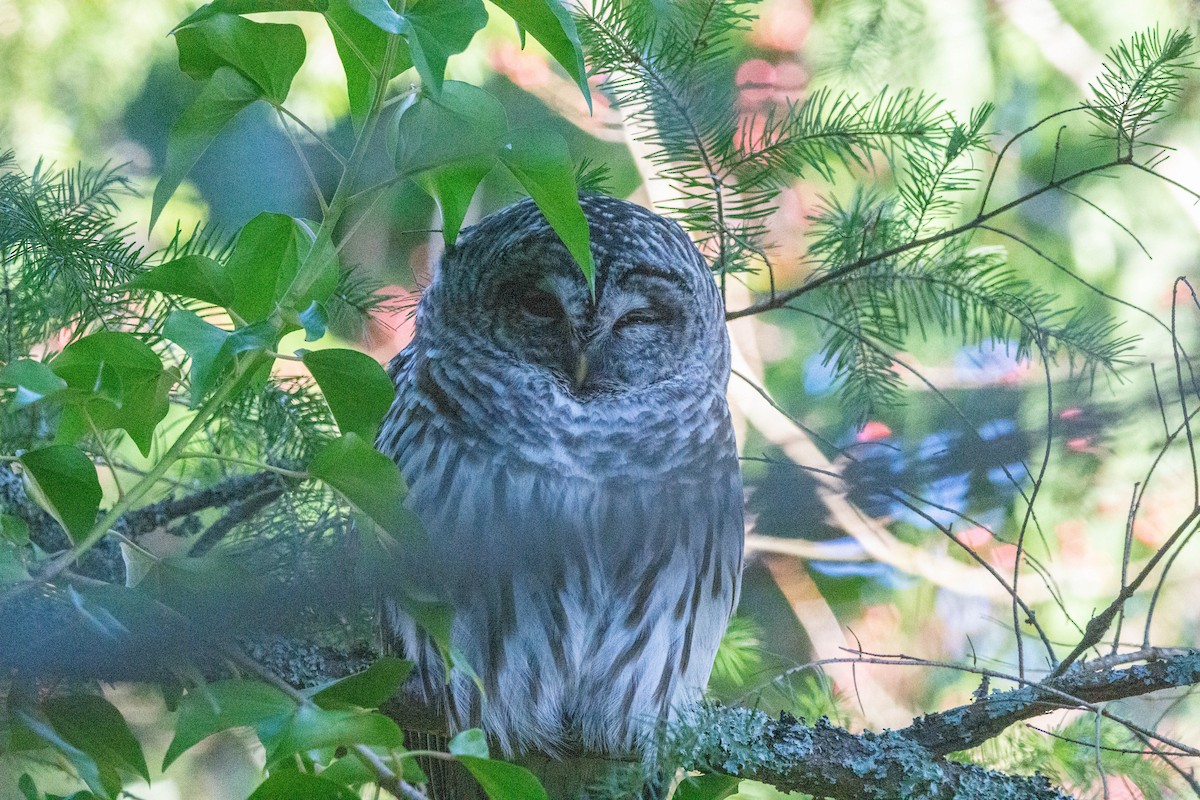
[902,649,1200,756]
[674,707,1074,800]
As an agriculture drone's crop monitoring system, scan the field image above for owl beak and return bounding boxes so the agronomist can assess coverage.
[573,353,589,388]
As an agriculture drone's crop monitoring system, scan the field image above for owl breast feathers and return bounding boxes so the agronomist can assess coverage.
[376,195,743,758]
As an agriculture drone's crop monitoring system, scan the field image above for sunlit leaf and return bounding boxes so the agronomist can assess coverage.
[497,129,594,289]
[128,254,235,308]
[43,694,150,784]
[176,13,306,104]
[391,81,507,242]
[175,0,329,30]
[348,0,487,94]
[18,445,101,544]
[0,359,67,408]
[326,0,413,130]
[163,680,295,770]
[151,66,261,231]
[303,348,395,439]
[674,774,742,800]
[248,771,360,800]
[490,0,590,108]
[52,332,174,456]
[457,755,549,800]
[310,657,413,710]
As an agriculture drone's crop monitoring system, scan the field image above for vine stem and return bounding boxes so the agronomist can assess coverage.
[35,352,269,584]
[280,34,401,310]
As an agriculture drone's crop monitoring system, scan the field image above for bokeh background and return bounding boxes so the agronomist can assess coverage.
[3,0,1200,798]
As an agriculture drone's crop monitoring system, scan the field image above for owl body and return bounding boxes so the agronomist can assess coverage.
[378,196,743,760]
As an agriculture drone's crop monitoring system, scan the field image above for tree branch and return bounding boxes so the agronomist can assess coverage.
[675,706,1075,800]
[903,649,1200,756]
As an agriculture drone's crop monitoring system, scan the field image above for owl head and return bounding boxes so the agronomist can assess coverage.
[418,195,729,399]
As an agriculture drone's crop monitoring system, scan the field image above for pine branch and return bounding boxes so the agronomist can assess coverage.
[726,157,1126,320]
[1087,28,1195,159]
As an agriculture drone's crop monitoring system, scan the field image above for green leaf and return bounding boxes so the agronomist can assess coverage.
[0,359,67,408]
[52,332,174,456]
[175,14,306,105]
[418,163,495,246]
[128,254,235,308]
[349,0,487,94]
[248,772,360,800]
[162,310,232,405]
[151,66,261,231]
[303,348,394,439]
[163,680,296,770]
[391,81,507,242]
[0,539,31,584]
[308,434,416,538]
[674,773,742,800]
[392,82,507,174]
[136,554,265,622]
[264,706,404,765]
[299,301,328,341]
[448,728,489,758]
[1,514,30,546]
[226,213,339,323]
[163,312,276,405]
[312,658,413,710]
[290,219,341,316]
[17,774,38,800]
[43,694,150,784]
[0,512,30,584]
[19,446,101,544]
[226,213,306,322]
[175,0,330,30]
[318,748,428,786]
[13,710,117,798]
[457,756,549,800]
[497,129,594,290]
[326,0,413,131]
[490,0,590,109]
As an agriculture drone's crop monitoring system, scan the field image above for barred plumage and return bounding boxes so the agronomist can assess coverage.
[377,195,743,792]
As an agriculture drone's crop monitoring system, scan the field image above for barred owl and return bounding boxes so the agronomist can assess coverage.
[377,195,743,795]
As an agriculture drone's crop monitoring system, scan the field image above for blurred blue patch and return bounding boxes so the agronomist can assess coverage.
[892,472,970,529]
[917,430,956,462]
[978,418,1016,441]
[987,464,1024,488]
[954,340,1022,383]
[808,559,914,589]
[803,352,843,395]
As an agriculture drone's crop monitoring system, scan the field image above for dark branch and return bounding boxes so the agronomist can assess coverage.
[725,157,1128,320]
[675,707,1074,800]
[903,649,1200,756]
